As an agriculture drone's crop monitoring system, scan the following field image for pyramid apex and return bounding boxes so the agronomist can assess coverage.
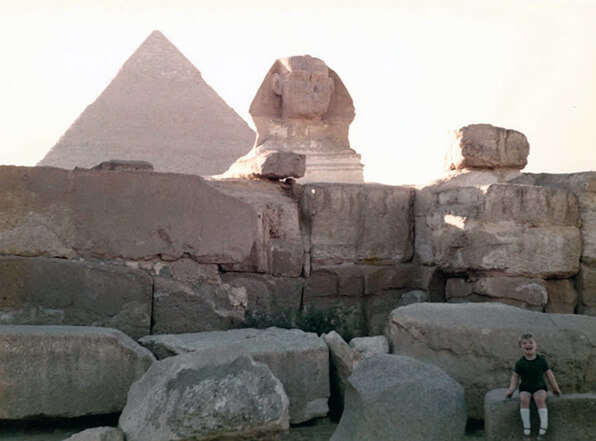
[149,29,166,39]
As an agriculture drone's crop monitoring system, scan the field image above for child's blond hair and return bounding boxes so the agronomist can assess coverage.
[518,333,535,346]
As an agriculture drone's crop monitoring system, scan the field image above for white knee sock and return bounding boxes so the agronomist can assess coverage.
[520,408,531,430]
[538,408,548,431]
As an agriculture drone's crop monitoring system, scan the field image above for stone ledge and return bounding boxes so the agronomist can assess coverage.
[484,388,596,441]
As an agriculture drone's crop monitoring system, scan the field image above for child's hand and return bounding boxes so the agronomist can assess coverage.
[553,388,561,397]
[505,390,513,398]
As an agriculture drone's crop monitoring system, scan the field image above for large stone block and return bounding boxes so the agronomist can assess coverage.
[331,354,466,441]
[446,276,548,310]
[322,331,363,417]
[518,172,596,265]
[119,347,289,441]
[386,303,596,419]
[0,166,259,263]
[139,327,329,424]
[220,273,303,328]
[0,256,152,339]
[151,277,247,335]
[213,180,304,277]
[300,183,414,266]
[0,325,155,419]
[415,183,581,277]
[484,389,596,441]
[445,123,529,170]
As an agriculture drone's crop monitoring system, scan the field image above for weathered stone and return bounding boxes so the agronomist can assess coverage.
[63,427,125,441]
[396,289,430,307]
[247,55,363,183]
[445,124,529,171]
[39,31,254,177]
[151,277,247,334]
[0,325,155,419]
[446,277,548,309]
[349,335,389,358]
[119,347,289,441]
[322,331,363,416]
[155,258,220,283]
[485,389,596,441]
[0,256,152,339]
[515,172,596,265]
[222,149,306,180]
[220,273,303,328]
[579,265,596,316]
[139,327,329,424]
[0,166,259,263]
[545,279,578,313]
[91,160,153,172]
[415,182,581,277]
[386,303,596,419]
[301,183,414,266]
[331,354,466,441]
[212,179,303,277]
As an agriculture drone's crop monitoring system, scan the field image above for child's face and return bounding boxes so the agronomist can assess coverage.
[519,337,537,357]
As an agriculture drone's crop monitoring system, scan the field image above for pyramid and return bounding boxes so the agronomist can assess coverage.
[39,30,254,176]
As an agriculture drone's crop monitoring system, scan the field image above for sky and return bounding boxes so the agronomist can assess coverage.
[1,0,595,185]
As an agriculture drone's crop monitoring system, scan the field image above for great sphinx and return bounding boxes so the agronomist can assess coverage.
[223,55,364,182]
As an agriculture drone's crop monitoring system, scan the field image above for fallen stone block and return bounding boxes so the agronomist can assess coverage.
[63,427,125,441]
[222,149,306,180]
[445,123,529,171]
[0,325,155,419]
[331,354,466,441]
[386,303,596,419]
[0,256,152,339]
[139,327,329,423]
[348,335,389,358]
[322,331,363,417]
[118,346,289,441]
[484,389,596,441]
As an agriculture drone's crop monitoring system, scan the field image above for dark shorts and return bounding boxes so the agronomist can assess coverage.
[519,384,547,394]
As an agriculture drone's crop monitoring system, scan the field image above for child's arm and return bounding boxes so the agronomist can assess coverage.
[546,369,561,396]
[505,372,519,398]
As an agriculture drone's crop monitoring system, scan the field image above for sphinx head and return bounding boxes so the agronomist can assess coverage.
[270,56,335,120]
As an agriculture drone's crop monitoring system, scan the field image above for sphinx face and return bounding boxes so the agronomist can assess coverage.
[272,58,335,120]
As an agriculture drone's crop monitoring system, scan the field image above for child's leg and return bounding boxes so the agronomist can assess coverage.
[533,390,548,435]
[519,392,532,435]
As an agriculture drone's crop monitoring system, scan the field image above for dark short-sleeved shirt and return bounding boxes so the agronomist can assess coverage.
[514,355,550,391]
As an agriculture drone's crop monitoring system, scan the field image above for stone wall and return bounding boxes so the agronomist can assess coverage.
[0,165,594,340]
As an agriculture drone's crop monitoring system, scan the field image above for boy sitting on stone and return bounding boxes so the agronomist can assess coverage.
[505,333,561,439]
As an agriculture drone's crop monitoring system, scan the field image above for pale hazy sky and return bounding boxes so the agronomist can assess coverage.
[1,0,594,185]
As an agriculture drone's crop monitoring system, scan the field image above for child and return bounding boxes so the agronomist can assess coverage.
[505,333,561,439]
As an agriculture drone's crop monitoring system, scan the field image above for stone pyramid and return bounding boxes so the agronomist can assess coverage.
[39,30,254,176]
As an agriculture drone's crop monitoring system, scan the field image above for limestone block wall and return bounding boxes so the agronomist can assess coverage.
[0,165,594,341]
[415,170,587,313]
